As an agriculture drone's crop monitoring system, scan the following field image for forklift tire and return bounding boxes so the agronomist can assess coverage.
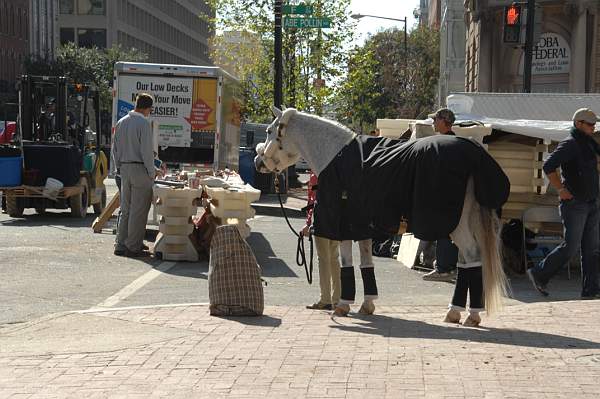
[7,196,24,218]
[70,181,89,218]
[93,188,107,215]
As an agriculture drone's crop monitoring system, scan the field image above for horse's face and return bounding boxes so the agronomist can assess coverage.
[254,106,301,174]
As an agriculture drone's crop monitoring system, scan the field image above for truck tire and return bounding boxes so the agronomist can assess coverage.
[93,188,107,215]
[7,195,24,218]
[70,179,88,218]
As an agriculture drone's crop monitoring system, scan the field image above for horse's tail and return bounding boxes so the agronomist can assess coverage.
[473,206,509,315]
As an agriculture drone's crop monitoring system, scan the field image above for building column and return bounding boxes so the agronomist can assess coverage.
[570,5,587,92]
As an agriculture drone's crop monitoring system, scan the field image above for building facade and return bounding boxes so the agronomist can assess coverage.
[30,0,59,60]
[57,0,213,65]
[0,0,30,100]
[419,0,466,105]
[465,0,600,93]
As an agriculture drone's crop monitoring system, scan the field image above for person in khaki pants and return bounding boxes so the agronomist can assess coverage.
[301,171,341,310]
[112,93,157,257]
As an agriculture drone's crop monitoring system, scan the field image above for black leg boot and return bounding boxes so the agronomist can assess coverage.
[335,267,355,316]
[359,267,377,315]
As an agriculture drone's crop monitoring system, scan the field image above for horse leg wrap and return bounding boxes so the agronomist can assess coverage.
[360,267,378,300]
[339,267,356,304]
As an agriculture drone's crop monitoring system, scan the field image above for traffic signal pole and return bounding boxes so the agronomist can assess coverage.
[523,0,535,93]
[274,0,283,108]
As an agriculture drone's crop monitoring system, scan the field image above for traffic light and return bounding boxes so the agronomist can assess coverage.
[503,4,521,44]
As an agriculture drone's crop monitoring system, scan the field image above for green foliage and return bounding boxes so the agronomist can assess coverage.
[206,0,355,122]
[24,43,148,110]
[334,25,440,132]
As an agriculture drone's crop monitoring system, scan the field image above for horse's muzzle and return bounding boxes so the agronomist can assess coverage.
[254,155,269,173]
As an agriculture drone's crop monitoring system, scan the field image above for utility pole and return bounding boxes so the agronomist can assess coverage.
[274,0,283,108]
[523,0,535,93]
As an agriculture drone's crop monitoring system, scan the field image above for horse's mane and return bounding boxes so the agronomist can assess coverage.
[282,108,355,175]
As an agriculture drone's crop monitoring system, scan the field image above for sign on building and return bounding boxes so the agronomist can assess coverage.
[519,33,570,75]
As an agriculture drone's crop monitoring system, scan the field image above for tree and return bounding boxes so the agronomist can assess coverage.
[334,25,440,132]
[24,43,148,111]
[206,0,355,122]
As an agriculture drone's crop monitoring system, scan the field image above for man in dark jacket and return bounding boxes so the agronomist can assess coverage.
[423,108,459,282]
[527,108,600,299]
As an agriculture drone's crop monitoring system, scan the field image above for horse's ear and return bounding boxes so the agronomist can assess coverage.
[270,106,283,118]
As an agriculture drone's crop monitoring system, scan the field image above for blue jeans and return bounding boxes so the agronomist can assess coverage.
[532,199,600,296]
[436,238,458,273]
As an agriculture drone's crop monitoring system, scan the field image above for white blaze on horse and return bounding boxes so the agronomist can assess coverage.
[255,107,511,323]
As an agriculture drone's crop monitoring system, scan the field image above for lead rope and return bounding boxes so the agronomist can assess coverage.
[274,174,313,284]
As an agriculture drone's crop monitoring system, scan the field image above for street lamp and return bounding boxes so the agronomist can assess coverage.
[350,13,408,55]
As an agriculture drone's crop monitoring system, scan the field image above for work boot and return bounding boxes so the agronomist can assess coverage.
[423,269,455,282]
[306,302,333,310]
[526,268,549,296]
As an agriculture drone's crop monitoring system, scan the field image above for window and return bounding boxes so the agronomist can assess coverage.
[60,28,75,44]
[77,0,105,15]
[60,0,75,14]
[77,28,106,48]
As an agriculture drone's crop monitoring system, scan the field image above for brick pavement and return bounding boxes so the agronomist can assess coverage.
[1,302,600,398]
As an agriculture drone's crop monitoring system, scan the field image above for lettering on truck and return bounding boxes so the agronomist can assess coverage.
[151,107,178,116]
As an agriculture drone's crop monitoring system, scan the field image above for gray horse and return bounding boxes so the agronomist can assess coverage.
[255,107,510,325]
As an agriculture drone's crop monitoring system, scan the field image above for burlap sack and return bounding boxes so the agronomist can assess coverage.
[208,225,264,316]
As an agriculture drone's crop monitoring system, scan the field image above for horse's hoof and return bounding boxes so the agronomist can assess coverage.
[463,314,481,327]
[358,301,375,315]
[443,309,461,324]
[333,304,350,317]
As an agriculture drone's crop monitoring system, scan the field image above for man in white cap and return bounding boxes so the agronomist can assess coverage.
[527,108,600,299]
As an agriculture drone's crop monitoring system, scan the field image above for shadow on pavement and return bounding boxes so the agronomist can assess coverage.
[508,273,583,304]
[247,232,298,278]
[0,213,96,228]
[213,315,282,327]
[331,313,600,349]
[163,262,209,280]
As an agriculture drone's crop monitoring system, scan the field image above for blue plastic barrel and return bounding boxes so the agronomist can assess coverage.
[238,149,255,186]
[0,156,22,187]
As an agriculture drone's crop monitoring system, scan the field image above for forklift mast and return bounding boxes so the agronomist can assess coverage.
[18,75,69,143]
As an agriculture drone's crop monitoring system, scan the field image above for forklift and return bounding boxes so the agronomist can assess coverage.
[1,75,109,218]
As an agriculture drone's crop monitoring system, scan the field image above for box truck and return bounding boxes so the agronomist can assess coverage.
[112,62,241,170]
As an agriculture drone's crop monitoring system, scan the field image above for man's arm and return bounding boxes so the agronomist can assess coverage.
[111,125,121,173]
[139,120,156,179]
[543,140,574,200]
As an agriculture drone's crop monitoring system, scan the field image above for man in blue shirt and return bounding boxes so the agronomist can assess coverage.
[527,108,600,299]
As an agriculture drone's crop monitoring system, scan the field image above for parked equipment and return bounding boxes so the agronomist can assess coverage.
[0,75,109,218]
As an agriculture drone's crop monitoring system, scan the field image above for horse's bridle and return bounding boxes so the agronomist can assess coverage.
[273,163,314,286]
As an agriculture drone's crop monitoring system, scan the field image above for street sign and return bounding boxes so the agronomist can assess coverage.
[284,17,332,29]
[282,4,313,15]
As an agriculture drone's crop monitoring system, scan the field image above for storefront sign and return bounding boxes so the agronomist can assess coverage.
[520,33,570,75]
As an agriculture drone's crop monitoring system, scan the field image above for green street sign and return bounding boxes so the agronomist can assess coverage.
[282,4,314,15]
[284,17,332,29]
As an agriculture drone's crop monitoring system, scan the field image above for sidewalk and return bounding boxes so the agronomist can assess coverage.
[1,301,600,398]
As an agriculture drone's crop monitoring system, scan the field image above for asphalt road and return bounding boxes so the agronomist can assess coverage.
[0,179,582,326]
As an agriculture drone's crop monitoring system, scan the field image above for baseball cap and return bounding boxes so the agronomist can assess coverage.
[572,108,599,124]
[428,108,456,124]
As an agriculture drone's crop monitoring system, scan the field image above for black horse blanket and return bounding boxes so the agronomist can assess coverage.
[313,135,510,242]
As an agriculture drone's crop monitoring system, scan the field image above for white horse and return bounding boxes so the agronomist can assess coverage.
[255,107,509,324]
